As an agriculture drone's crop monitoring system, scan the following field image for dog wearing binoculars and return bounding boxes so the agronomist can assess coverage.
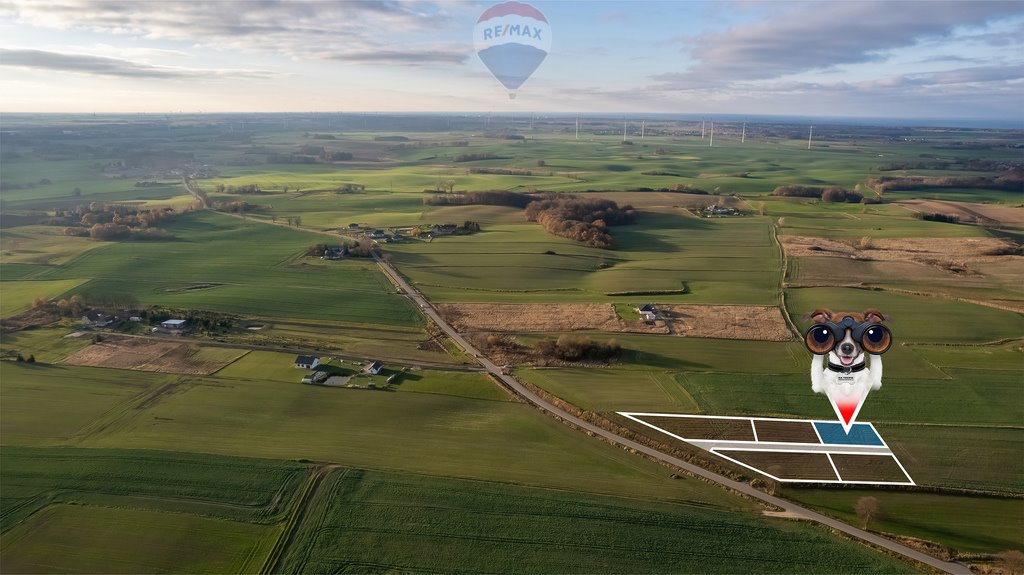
[804,309,891,395]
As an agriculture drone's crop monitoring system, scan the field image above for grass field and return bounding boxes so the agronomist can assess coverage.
[518,367,700,412]
[278,468,914,574]
[0,362,172,445]
[0,327,93,363]
[0,446,308,573]
[29,211,422,326]
[783,489,1024,554]
[72,373,740,503]
[880,424,1023,493]
[0,278,86,317]
[388,212,780,304]
[0,225,105,267]
[787,287,1024,343]
[1,504,279,574]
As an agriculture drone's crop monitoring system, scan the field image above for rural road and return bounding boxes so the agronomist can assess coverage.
[371,252,971,575]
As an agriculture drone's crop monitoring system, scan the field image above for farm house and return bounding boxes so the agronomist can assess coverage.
[161,319,187,330]
[294,355,320,370]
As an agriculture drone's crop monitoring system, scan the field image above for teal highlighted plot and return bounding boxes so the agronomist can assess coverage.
[814,422,883,446]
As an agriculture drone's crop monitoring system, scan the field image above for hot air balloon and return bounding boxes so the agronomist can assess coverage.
[473,1,551,99]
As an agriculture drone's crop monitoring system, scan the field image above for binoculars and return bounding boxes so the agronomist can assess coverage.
[804,316,893,355]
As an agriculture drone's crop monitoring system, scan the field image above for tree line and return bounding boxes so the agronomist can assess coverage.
[865,169,1022,194]
[772,185,864,203]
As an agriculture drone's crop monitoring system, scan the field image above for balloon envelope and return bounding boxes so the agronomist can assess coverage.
[474,2,551,96]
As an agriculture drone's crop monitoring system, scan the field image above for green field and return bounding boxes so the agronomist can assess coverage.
[28,211,422,326]
[389,212,780,304]
[787,287,1024,343]
[0,278,86,317]
[2,504,279,574]
[279,468,914,574]
[783,489,1024,554]
[0,446,307,573]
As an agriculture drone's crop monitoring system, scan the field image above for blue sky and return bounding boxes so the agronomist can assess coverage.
[1,0,1022,122]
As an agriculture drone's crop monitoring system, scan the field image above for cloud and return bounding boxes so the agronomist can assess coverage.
[0,0,467,66]
[324,46,468,65]
[0,48,277,78]
[655,1,1023,87]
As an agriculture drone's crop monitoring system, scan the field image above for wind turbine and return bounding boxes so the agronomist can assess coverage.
[640,120,645,140]
[575,114,579,140]
[622,117,627,143]
[701,119,706,139]
[709,119,714,147]
[808,125,813,150]
[741,122,746,144]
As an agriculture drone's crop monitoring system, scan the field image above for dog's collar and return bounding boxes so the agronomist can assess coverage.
[827,360,866,374]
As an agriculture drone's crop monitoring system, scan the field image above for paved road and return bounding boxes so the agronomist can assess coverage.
[372,252,970,575]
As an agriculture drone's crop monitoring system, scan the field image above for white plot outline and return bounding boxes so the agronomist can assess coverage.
[618,412,914,486]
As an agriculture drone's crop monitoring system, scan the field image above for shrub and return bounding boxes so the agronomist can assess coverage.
[535,335,622,361]
[821,187,848,202]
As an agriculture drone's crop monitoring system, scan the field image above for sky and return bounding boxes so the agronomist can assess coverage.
[0,0,1022,123]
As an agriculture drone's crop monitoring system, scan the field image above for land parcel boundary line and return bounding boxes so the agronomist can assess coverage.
[619,413,914,486]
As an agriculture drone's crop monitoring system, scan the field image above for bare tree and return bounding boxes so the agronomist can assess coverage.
[854,496,881,529]
[998,551,1024,575]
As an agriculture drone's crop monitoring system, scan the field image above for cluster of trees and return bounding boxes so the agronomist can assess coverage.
[641,170,682,177]
[772,185,863,203]
[453,152,500,162]
[535,335,622,362]
[214,183,265,194]
[373,135,409,142]
[214,201,267,214]
[525,196,637,249]
[424,190,535,208]
[346,241,375,257]
[58,203,178,240]
[144,307,234,335]
[320,150,354,162]
[866,169,1023,193]
[336,183,365,193]
[33,293,85,316]
[915,212,960,224]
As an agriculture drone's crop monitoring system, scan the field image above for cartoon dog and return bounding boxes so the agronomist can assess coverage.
[804,309,892,395]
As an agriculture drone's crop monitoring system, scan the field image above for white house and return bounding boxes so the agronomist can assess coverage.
[365,360,383,375]
[161,319,187,330]
[294,355,321,370]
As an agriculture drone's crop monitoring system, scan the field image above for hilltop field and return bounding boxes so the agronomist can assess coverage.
[1,114,1021,572]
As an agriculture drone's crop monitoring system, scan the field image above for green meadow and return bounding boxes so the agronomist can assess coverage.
[29,210,421,326]
[783,489,1024,554]
[280,468,913,575]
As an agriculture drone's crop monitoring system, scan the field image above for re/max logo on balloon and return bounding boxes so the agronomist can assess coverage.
[473,2,551,99]
[482,24,543,41]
